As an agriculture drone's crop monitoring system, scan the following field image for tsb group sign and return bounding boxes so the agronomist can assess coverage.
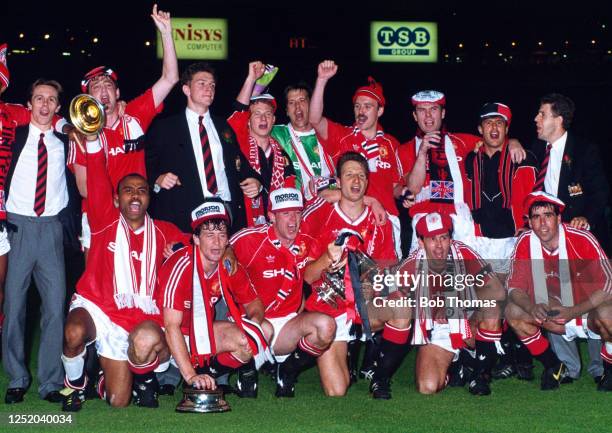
[157,18,228,60]
[371,22,438,63]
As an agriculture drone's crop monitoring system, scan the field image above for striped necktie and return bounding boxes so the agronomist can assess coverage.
[533,143,551,192]
[199,116,218,195]
[34,133,47,216]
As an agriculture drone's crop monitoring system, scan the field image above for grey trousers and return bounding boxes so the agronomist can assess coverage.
[2,212,66,397]
[548,332,603,379]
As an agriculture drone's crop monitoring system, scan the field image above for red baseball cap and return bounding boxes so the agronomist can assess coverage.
[523,191,565,216]
[411,90,446,107]
[479,102,512,126]
[415,212,453,238]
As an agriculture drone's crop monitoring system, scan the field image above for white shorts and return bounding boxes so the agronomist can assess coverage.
[268,312,298,362]
[80,212,91,250]
[429,322,460,362]
[69,294,129,361]
[563,317,600,341]
[334,313,353,342]
[0,227,10,256]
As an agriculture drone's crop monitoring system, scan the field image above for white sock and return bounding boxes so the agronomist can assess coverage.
[61,348,86,382]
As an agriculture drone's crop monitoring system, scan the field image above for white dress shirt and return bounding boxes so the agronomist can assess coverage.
[185,108,231,201]
[7,124,68,216]
[544,131,568,196]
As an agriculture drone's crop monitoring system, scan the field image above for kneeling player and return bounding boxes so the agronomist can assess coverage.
[159,201,271,393]
[506,192,612,391]
[230,187,336,397]
[398,212,505,396]
[60,137,188,411]
[302,152,411,399]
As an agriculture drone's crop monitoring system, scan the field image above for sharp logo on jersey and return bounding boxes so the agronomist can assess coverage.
[377,160,391,169]
[184,301,191,309]
[108,146,126,156]
[106,242,144,261]
[430,180,454,200]
[262,268,294,279]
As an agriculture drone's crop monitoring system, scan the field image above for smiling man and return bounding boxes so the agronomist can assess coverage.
[59,133,188,411]
[230,187,336,398]
[228,61,295,227]
[506,191,612,391]
[2,79,80,405]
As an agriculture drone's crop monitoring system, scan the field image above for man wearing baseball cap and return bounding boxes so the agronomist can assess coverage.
[230,187,335,398]
[396,211,505,396]
[157,199,271,397]
[228,61,296,227]
[308,60,405,259]
[399,91,527,253]
[70,4,178,254]
[506,191,612,391]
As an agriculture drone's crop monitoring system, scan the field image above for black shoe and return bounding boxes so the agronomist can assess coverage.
[158,384,175,396]
[132,376,160,408]
[491,363,516,380]
[516,363,535,381]
[447,363,471,388]
[61,388,85,412]
[468,372,491,396]
[359,364,376,381]
[43,391,63,403]
[541,363,567,391]
[594,375,603,385]
[236,368,258,398]
[597,372,612,392]
[275,364,296,398]
[370,378,392,400]
[5,387,26,404]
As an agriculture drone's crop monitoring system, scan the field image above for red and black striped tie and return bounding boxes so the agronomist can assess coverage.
[34,133,47,216]
[533,143,551,192]
[199,116,218,195]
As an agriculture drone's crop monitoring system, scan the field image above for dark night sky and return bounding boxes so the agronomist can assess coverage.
[2,0,612,175]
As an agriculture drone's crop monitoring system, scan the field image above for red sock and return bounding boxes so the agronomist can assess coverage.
[298,337,324,357]
[216,351,245,369]
[476,327,502,342]
[382,323,411,345]
[128,355,159,375]
[519,329,549,356]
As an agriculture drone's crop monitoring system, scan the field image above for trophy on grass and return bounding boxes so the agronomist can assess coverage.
[176,376,231,414]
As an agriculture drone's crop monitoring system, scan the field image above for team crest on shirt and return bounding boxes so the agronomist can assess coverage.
[210,280,221,300]
[379,145,388,158]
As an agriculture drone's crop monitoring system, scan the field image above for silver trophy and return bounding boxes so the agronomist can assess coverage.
[176,384,231,413]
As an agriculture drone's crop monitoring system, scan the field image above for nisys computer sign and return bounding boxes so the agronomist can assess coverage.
[371,22,438,63]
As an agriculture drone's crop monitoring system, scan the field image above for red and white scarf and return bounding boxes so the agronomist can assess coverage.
[190,249,272,368]
[411,243,474,349]
[352,125,385,173]
[246,135,286,226]
[113,214,158,314]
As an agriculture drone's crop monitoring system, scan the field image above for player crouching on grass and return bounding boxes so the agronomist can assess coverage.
[397,212,506,396]
[505,192,612,391]
[157,201,273,397]
[230,187,336,398]
[60,135,189,412]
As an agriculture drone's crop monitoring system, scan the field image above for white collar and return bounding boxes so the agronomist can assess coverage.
[186,107,211,124]
[549,131,568,150]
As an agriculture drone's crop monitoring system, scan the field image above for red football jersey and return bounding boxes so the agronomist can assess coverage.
[398,133,479,217]
[319,120,402,216]
[301,199,397,317]
[230,225,316,318]
[75,149,188,332]
[507,225,612,304]
[159,246,258,335]
[69,88,162,190]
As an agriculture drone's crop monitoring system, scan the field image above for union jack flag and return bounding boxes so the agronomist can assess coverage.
[430,180,454,201]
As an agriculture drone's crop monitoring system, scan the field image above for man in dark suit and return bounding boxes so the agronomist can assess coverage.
[532,92,610,383]
[145,62,262,234]
[2,79,80,404]
[533,93,610,250]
